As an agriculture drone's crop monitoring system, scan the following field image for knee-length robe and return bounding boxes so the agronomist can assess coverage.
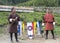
[44,13,55,30]
[8,14,20,33]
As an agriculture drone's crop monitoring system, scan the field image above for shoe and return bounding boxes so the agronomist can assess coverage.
[53,37,56,40]
[45,37,48,39]
[11,40,13,43]
[16,40,19,42]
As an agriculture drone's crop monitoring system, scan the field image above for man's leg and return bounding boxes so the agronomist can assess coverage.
[10,33,13,41]
[46,30,48,39]
[14,33,19,42]
[51,30,55,39]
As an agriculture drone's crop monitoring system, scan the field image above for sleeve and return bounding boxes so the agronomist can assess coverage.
[8,14,13,23]
[17,14,20,21]
[52,15,55,22]
[42,15,45,26]
[43,15,46,23]
[52,15,55,25]
[18,16,20,21]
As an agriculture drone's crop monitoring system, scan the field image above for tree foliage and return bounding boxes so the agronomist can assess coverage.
[0,0,60,7]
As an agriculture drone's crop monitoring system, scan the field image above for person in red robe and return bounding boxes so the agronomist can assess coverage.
[43,9,55,39]
[8,7,20,42]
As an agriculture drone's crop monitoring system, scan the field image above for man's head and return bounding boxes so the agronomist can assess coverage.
[11,7,16,13]
[46,8,52,14]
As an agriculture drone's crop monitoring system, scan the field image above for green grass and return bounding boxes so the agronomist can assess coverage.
[0,29,3,34]
[0,12,60,25]
[18,12,60,25]
[0,11,60,35]
[0,12,9,25]
[0,28,4,34]
[18,12,44,22]
[54,26,60,35]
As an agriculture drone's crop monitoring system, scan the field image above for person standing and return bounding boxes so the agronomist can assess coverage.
[43,9,55,39]
[8,7,20,42]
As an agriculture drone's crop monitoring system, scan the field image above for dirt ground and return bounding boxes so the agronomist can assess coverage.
[0,34,60,43]
[0,25,60,43]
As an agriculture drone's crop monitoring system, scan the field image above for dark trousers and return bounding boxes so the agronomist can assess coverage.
[10,33,18,41]
[46,30,54,39]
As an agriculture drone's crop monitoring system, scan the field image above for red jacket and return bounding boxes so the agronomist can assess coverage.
[44,13,54,30]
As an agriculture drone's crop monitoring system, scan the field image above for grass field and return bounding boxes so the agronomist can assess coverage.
[54,25,60,35]
[0,11,60,35]
[0,12,60,25]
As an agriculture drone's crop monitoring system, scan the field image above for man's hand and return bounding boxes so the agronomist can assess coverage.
[42,23,45,26]
[13,17,18,21]
[16,17,18,20]
[9,18,13,22]
[13,19,16,21]
[53,22,55,26]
